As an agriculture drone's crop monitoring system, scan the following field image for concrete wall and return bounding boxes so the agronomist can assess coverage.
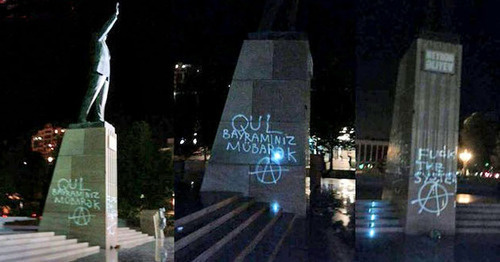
[40,123,118,248]
[385,38,461,235]
[201,40,312,216]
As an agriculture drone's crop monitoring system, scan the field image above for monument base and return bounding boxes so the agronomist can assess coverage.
[40,122,118,249]
[201,38,312,217]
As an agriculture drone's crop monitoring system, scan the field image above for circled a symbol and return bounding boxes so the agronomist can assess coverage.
[68,206,93,226]
[251,157,282,184]
[410,181,454,216]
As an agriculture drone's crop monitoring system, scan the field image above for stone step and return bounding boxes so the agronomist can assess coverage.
[0,242,89,261]
[355,206,396,213]
[175,194,240,227]
[175,203,267,262]
[119,235,155,249]
[192,206,267,262]
[0,235,66,247]
[176,198,252,240]
[456,220,500,227]
[118,232,151,242]
[115,226,154,249]
[0,238,78,255]
[175,199,255,251]
[0,231,54,241]
[356,213,399,219]
[356,200,391,206]
[456,213,500,220]
[457,227,500,234]
[243,213,296,262]
[207,210,282,262]
[356,219,401,226]
[118,230,143,238]
[457,207,500,214]
[457,203,500,208]
[21,245,100,262]
[118,227,135,231]
[117,228,137,234]
[356,227,403,233]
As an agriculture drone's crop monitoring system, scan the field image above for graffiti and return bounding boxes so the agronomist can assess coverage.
[222,114,297,161]
[68,206,94,226]
[410,147,456,216]
[410,181,454,216]
[51,178,101,210]
[249,156,289,184]
[106,196,118,235]
[51,178,101,226]
[221,114,298,184]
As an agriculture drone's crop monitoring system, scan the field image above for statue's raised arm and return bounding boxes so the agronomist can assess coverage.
[98,3,119,42]
[77,2,119,124]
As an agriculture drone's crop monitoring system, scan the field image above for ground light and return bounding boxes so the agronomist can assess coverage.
[369,202,376,238]
[271,202,280,213]
[369,229,375,238]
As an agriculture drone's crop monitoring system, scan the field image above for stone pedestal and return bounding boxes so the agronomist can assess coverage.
[140,209,165,239]
[40,122,118,248]
[384,37,461,235]
[201,39,312,217]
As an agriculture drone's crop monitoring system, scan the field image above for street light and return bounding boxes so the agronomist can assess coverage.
[459,149,472,176]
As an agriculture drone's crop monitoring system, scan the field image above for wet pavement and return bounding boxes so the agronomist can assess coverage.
[355,233,500,262]
[76,237,174,262]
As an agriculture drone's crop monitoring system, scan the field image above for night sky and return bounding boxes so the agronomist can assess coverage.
[357,0,500,139]
[0,0,174,144]
[1,0,498,148]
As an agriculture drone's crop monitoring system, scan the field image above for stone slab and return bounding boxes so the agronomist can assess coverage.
[384,38,461,235]
[201,40,311,216]
[40,123,118,248]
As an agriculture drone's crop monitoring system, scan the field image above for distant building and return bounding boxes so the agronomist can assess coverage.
[325,147,356,171]
[31,123,65,162]
[356,139,388,171]
[173,62,202,98]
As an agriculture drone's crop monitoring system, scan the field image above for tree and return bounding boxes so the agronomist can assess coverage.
[461,113,498,172]
[117,121,174,224]
[311,119,355,172]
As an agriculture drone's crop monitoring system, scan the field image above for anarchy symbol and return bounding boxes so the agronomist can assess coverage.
[410,181,454,216]
[68,206,94,226]
[249,157,289,184]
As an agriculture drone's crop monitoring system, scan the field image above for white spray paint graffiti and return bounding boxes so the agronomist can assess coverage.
[221,114,297,184]
[51,178,100,226]
[410,147,457,216]
[68,206,94,226]
[106,196,118,235]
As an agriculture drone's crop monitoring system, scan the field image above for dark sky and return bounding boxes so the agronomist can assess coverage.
[0,0,174,143]
[171,0,355,147]
[2,0,497,147]
[356,0,500,139]
[1,0,355,149]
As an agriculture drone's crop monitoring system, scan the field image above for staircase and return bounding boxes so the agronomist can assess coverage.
[0,232,99,262]
[355,200,403,235]
[117,227,155,248]
[456,203,500,234]
[175,194,296,262]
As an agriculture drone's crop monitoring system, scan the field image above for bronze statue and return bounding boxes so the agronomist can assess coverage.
[258,0,299,32]
[78,3,119,123]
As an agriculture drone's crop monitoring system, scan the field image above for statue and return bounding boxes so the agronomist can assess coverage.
[78,3,119,123]
[159,207,167,230]
[258,0,300,32]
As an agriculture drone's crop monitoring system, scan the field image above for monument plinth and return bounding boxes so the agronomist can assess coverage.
[40,122,118,248]
[384,37,461,235]
[201,37,312,217]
